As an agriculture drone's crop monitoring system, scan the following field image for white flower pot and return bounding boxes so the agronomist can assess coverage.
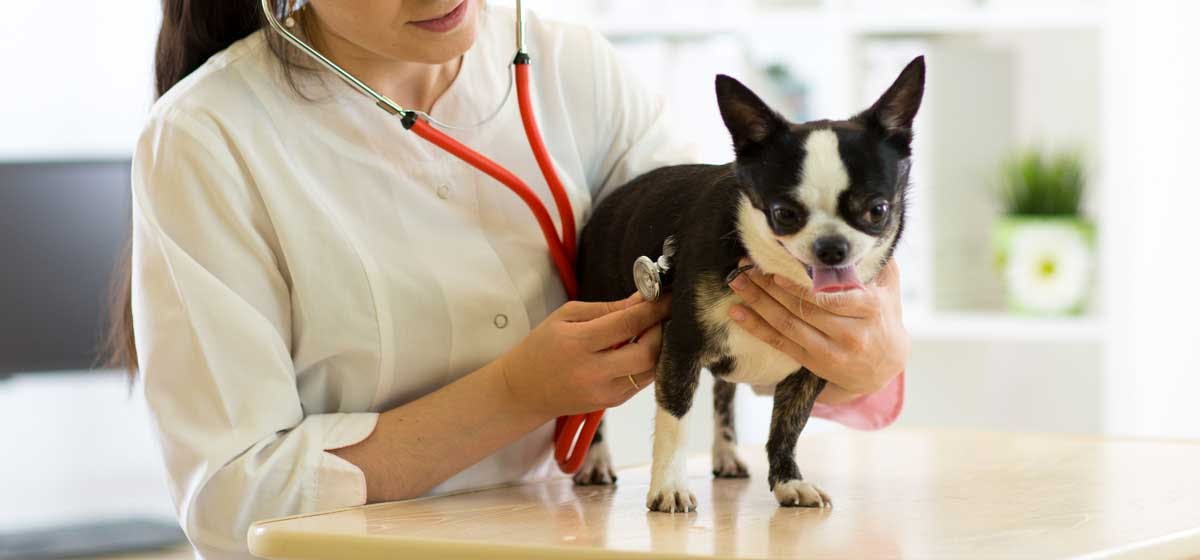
[993,216,1095,315]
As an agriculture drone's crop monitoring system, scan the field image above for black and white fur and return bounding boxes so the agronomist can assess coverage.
[573,57,925,511]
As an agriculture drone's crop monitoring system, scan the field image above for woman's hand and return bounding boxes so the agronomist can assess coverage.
[727,259,909,401]
[499,293,670,418]
[333,294,668,503]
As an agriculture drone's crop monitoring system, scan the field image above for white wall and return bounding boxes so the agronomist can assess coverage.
[0,372,175,530]
[1102,0,1200,438]
[0,0,167,529]
[900,340,1105,433]
[0,0,160,160]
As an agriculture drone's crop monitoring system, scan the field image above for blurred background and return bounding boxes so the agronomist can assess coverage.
[1,0,1198,554]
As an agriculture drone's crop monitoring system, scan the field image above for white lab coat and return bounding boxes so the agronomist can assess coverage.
[131,7,694,558]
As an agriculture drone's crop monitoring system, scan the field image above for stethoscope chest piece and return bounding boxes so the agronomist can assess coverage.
[633,256,663,301]
[632,236,677,302]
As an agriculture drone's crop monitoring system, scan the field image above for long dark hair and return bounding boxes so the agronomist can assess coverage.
[104,0,301,376]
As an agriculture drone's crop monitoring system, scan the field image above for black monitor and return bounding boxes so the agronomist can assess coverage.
[0,160,131,376]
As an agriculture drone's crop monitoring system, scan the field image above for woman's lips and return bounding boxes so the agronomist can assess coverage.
[409,1,468,33]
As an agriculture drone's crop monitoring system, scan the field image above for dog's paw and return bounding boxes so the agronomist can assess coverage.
[711,447,749,478]
[572,441,617,486]
[772,479,832,508]
[646,483,697,513]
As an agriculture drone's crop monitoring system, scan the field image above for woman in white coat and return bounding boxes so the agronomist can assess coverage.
[108,1,910,557]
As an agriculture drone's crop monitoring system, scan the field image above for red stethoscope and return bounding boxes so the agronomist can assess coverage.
[263,0,606,474]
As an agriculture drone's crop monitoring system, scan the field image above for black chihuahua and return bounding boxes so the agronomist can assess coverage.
[574,57,925,512]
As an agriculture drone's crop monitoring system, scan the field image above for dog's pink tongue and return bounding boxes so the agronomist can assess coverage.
[811,265,863,293]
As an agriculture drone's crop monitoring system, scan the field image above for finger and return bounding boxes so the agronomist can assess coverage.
[598,323,663,377]
[752,271,870,346]
[776,274,881,319]
[747,268,806,319]
[875,258,901,289]
[727,304,817,365]
[583,298,670,350]
[785,299,859,340]
[631,369,657,391]
[559,293,643,322]
[756,275,859,339]
[727,265,768,305]
[769,271,815,300]
[605,369,656,407]
[730,272,831,353]
[613,369,657,396]
[873,259,903,300]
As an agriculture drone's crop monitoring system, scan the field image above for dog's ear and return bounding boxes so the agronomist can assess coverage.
[855,56,925,150]
[716,75,786,154]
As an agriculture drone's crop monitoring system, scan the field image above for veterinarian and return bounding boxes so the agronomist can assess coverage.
[109,1,909,557]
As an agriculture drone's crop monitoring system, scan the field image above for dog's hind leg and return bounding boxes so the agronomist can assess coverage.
[711,376,749,478]
[573,419,617,486]
[646,330,701,513]
[767,368,831,508]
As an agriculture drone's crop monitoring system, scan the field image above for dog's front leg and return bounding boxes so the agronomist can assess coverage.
[767,368,831,508]
[646,332,701,513]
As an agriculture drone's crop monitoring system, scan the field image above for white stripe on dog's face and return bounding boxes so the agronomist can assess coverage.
[789,130,876,266]
[795,129,850,218]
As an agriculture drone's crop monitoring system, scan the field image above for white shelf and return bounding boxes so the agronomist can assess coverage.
[594,19,741,41]
[907,311,1106,342]
[843,10,1105,34]
[596,8,1104,41]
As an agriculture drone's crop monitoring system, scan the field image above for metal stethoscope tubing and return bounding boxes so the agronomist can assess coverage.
[261,0,602,474]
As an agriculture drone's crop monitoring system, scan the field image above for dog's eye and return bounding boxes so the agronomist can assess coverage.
[865,201,890,225]
[769,203,802,231]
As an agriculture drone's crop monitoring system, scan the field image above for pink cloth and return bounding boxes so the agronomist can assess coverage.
[810,372,905,430]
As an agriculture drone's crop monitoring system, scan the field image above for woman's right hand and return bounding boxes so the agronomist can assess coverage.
[499,293,670,418]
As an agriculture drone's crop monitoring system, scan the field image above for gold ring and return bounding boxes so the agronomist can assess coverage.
[628,375,640,391]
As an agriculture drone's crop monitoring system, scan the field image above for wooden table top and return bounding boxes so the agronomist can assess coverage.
[249,430,1200,559]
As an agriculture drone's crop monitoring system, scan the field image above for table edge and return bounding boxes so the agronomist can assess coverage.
[248,525,712,560]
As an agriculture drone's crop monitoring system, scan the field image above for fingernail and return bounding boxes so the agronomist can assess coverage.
[730,306,746,321]
[730,274,748,290]
[775,275,794,289]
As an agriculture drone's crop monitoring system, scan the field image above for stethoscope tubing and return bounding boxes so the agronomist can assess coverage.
[403,115,578,299]
[261,0,601,474]
[412,69,597,474]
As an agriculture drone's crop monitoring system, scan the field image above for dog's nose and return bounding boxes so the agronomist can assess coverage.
[813,236,850,266]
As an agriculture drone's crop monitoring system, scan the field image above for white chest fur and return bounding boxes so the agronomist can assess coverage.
[696,285,804,385]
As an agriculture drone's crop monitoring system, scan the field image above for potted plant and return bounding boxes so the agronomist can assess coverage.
[993,149,1095,315]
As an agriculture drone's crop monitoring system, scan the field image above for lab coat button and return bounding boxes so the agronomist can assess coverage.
[493,314,509,329]
[436,185,451,199]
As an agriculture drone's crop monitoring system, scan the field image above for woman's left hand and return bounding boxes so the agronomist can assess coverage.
[726,259,910,402]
